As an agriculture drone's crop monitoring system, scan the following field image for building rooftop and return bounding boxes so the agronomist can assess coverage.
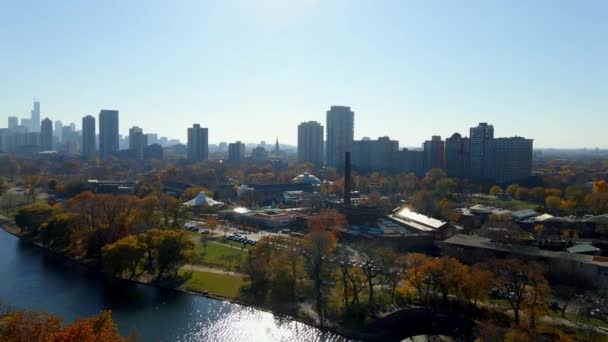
[566,244,600,254]
[388,207,447,232]
[440,234,608,267]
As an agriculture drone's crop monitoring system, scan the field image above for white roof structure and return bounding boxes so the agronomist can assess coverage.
[183,192,224,207]
[388,207,447,232]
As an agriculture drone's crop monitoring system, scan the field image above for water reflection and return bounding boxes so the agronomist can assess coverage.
[0,229,347,341]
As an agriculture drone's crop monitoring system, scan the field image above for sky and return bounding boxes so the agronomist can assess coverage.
[1,0,607,148]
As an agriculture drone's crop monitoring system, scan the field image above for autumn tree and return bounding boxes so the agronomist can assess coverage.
[462,264,494,307]
[493,259,550,326]
[505,184,519,198]
[302,228,337,325]
[489,185,503,196]
[545,195,562,214]
[404,253,438,305]
[523,263,551,328]
[410,190,435,215]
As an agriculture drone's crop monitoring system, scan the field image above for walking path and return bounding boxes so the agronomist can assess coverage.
[182,264,244,277]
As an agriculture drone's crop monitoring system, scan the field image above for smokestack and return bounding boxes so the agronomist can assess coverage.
[344,151,351,206]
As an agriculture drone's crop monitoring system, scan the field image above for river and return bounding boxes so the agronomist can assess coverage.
[0,228,347,341]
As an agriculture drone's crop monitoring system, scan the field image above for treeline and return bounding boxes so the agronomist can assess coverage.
[14,191,194,280]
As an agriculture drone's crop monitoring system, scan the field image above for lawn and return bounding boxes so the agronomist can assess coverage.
[213,237,255,251]
[547,310,608,329]
[178,269,245,299]
[189,233,249,271]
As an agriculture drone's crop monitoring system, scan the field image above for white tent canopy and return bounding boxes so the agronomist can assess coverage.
[183,192,224,207]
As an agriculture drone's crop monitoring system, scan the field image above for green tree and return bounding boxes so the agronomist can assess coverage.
[14,202,55,234]
[101,235,146,279]
[39,213,76,251]
[155,230,195,278]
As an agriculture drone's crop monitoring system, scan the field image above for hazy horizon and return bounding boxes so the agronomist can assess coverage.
[1,1,607,148]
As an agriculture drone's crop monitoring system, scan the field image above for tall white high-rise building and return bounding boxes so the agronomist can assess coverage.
[31,101,41,132]
[326,106,354,169]
[297,121,324,167]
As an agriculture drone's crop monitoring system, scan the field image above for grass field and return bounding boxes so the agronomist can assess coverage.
[178,269,245,299]
[189,233,249,271]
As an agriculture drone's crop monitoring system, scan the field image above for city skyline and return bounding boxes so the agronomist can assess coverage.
[1,1,607,148]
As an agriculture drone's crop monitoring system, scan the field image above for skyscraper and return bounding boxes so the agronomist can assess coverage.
[423,135,445,171]
[275,138,280,154]
[40,118,53,151]
[129,126,147,160]
[31,101,41,132]
[187,124,208,162]
[8,116,18,130]
[82,115,96,160]
[99,110,119,160]
[484,137,533,184]
[470,122,494,179]
[326,106,354,169]
[54,120,63,142]
[297,121,324,166]
[352,136,399,172]
[445,133,470,178]
[228,141,246,163]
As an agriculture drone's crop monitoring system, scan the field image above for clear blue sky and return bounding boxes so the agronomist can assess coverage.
[1,0,606,148]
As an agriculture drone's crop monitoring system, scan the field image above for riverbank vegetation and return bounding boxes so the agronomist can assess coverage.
[0,301,130,341]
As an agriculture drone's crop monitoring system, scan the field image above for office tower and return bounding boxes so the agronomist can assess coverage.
[40,118,53,150]
[351,136,398,172]
[275,138,280,154]
[423,135,445,171]
[326,105,354,169]
[21,118,31,130]
[31,101,41,132]
[82,115,96,160]
[146,133,159,145]
[159,137,168,147]
[8,117,18,130]
[470,122,494,179]
[99,110,119,160]
[187,124,208,162]
[129,126,147,160]
[445,133,470,178]
[54,120,63,142]
[393,148,425,176]
[485,137,533,184]
[228,141,246,162]
[297,121,324,166]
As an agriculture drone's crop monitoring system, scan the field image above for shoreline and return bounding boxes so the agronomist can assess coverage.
[0,217,359,340]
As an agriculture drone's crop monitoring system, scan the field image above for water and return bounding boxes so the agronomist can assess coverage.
[0,228,346,341]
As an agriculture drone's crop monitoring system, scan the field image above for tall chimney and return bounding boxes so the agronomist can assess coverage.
[344,151,351,206]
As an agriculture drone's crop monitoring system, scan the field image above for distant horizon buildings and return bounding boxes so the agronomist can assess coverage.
[326,106,354,169]
[297,121,324,167]
[99,110,119,160]
[187,124,208,162]
[228,141,246,163]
